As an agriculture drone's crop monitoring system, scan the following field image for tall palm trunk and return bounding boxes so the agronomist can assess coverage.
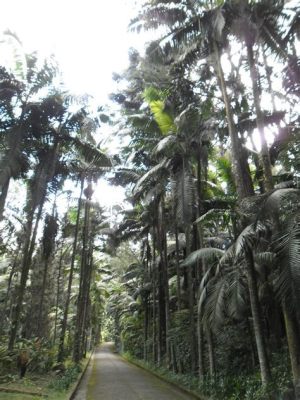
[143,295,149,361]
[156,199,170,366]
[186,224,197,374]
[53,244,64,345]
[175,225,181,310]
[262,48,277,112]
[214,41,254,200]
[0,110,27,219]
[246,43,273,192]
[245,248,271,385]
[161,200,171,368]
[207,328,216,377]
[8,139,59,349]
[80,235,94,357]
[57,178,84,362]
[8,197,45,350]
[283,303,300,399]
[37,257,52,336]
[157,225,166,365]
[181,156,197,374]
[152,228,157,363]
[3,243,21,320]
[73,186,91,363]
[0,178,10,220]
[197,301,205,380]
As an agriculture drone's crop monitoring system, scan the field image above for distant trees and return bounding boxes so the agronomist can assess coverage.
[0,42,112,365]
[107,1,300,398]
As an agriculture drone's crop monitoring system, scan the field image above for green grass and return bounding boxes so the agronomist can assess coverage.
[0,354,91,400]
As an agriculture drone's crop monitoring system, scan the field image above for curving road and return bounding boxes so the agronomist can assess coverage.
[73,343,196,400]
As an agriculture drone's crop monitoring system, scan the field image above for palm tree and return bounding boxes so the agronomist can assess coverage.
[132,1,255,200]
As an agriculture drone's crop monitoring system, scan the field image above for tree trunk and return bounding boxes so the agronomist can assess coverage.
[245,248,271,385]
[0,177,10,220]
[213,41,254,200]
[53,243,64,345]
[80,236,94,358]
[57,178,84,362]
[8,189,47,350]
[175,225,181,310]
[143,296,149,361]
[162,201,171,368]
[207,328,216,377]
[37,257,52,335]
[186,225,197,374]
[73,191,91,363]
[283,303,300,399]
[197,306,205,380]
[3,243,21,323]
[247,43,273,192]
[152,228,157,364]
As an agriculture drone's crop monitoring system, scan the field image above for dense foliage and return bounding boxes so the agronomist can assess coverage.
[0,32,112,390]
[106,1,300,399]
[1,1,300,399]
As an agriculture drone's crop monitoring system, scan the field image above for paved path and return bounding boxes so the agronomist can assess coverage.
[73,343,196,400]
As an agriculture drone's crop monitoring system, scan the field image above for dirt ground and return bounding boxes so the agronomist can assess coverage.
[73,343,196,400]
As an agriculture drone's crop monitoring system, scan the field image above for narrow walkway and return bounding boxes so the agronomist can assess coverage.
[73,343,196,400]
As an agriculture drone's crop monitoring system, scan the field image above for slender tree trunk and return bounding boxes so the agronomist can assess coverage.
[37,258,51,335]
[8,196,45,350]
[197,304,205,380]
[175,225,181,310]
[207,328,216,377]
[213,41,254,200]
[3,243,21,317]
[262,47,277,112]
[57,178,84,362]
[143,296,149,361]
[246,43,273,192]
[186,225,197,374]
[73,185,91,363]
[152,229,157,364]
[0,109,28,219]
[283,303,300,399]
[80,236,94,357]
[157,223,166,365]
[246,317,258,369]
[0,178,10,220]
[245,248,271,385]
[53,244,64,345]
[161,200,171,368]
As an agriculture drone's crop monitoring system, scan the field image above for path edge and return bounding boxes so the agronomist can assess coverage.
[68,351,94,400]
[121,354,210,400]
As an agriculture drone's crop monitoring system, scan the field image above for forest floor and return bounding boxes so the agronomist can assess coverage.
[0,354,91,400]
[73,342,197,400]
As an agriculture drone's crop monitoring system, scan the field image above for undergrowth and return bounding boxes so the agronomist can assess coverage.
[122,351,293,400]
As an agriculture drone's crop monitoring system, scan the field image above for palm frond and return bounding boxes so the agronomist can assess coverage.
[133,158,169,197]
[235,222,267,256]
[202,275,228,327]
[226,270,247,320]
[181,247,224,267]
[67,137,112,170]
[194,208,233,225]
[254,251,276,266]
[152,135,177,156]
[258,188,300,219]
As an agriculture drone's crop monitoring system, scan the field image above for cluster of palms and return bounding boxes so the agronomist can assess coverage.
[107,0,300,398]
[0,41,111,366]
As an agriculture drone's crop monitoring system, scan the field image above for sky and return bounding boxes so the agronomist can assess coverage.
[0,0,149,209]
[0,0,145,101]
[1,2,299,211]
